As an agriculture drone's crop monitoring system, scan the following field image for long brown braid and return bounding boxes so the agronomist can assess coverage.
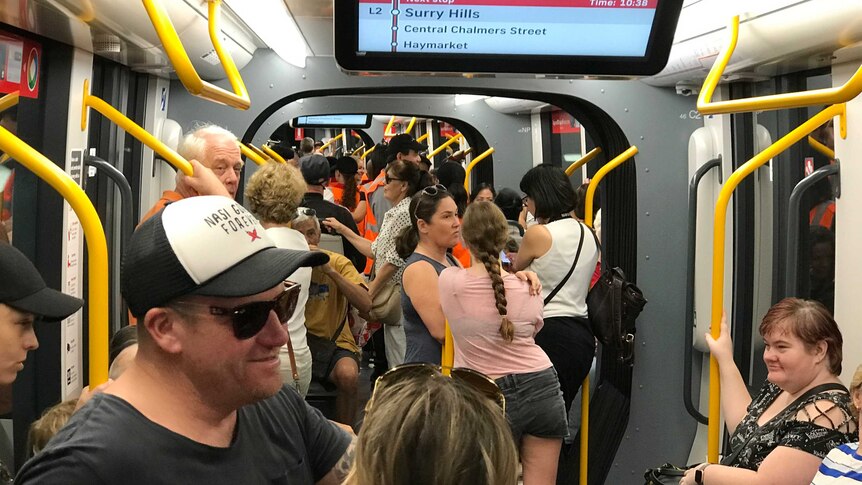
[461,201,514,342]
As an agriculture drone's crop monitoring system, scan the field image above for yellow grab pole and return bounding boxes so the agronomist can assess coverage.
[82,80,193,176]
[0,126,109,386]
[261,145,287,164]
[442,320,454,376]
[246,143,269,161]
[808,136,835,160]
[698,16,862,115]
[416,133,429,143]
[0,91,19,114]
[580,145,637,485]
[383,115,396,138]
[240,144,268,166]
[351,145,366,157]
[360,146,376,159]
[428,133,463,159]
[141,0,250,110]
[585,147,638,228]
[706,104,845,462]
[319,133,344,152]
[405,117,417,134]
[566,147,603,177]
[463,147,495,192]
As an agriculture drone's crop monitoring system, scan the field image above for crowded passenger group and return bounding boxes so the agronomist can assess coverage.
[0,123,858,485]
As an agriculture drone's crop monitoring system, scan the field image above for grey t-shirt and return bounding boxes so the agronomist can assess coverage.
[15,386,351,485]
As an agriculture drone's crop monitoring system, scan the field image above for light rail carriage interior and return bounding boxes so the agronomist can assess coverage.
[0,0,861,483]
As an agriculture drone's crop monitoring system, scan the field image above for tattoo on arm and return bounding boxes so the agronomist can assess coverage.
[332,437,356,482]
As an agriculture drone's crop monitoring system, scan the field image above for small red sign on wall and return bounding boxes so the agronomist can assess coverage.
[294,128,304,141]
[0,32,41,98]
[551,110,580,134]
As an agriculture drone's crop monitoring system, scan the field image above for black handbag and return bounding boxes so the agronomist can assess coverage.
[307,313,348,382]
[643,463,688,485]
[586,266,647,365]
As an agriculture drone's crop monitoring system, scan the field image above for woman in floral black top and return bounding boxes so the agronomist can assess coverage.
[680,298,857,485]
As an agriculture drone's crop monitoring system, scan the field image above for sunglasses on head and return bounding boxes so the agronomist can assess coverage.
[173,281,301,340]
[420,184,448,197]
[369,363,505,413]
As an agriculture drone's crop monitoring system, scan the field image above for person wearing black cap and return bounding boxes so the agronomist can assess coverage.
[386,133,426,166]
[0,243,83,386]
[16,196,354,485]
[300,154,365,273]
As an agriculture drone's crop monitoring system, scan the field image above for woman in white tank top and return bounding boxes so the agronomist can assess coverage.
[514,164,599,413]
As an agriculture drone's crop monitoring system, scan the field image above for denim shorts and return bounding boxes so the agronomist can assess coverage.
[494,367,568,443]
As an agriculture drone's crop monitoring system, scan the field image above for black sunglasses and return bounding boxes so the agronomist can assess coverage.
[385,173,404,184]
[173,281,301,340]
[369,363,505,413]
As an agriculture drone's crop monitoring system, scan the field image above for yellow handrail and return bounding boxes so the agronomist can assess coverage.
[428,133,463,159]
[240,143,268,166]
[566,147,602,177]
[320,133,344,152]
[261,145,287,164]
[81,80,193,176]
[581,145,637,485]
[0,126,109,386]
[246,143,269,161]
[463,147,495,192]
[0,91,19,114]
[706,104,845,462]
[698,16,862,115]
[360,146,376,159]
[416,133,429,143]
[442,320,454,377]
[350,145,366,157]
[141,0,250,110]
[384,115,396,138]
[405,117,417,134]
[808,136,835,160]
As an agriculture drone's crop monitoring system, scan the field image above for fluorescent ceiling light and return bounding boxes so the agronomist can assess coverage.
[455,95,487,106]
[225,0,308,68]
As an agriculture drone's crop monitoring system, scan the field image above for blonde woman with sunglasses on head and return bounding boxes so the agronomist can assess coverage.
[345,367,519,485]
[438,201,567,485]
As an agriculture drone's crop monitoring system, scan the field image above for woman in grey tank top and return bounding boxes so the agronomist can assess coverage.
[395,185,462,364]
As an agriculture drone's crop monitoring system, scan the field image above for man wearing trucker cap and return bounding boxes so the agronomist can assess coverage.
[17,196,354,484]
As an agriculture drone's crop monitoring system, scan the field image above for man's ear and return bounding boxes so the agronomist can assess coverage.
[142,307,185,354]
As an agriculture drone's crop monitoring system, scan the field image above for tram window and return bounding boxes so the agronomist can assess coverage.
[544,109,584,172]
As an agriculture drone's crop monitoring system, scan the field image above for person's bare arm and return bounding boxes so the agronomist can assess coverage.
[322,217,373,258]
[402,262,446,342]
[681,446,824,485]
[322,264,371,315]
[705,312,751,434]
[513,224,551,271]
[316,437,356,485]
[351,201,367,224]
[175,159,230,198]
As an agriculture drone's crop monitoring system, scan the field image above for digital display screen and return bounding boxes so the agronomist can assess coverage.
[334,0,682,76]
[292,114,373,128]
[358,0,658,57]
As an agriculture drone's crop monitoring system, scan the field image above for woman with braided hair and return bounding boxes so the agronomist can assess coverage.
[439,201,566,485]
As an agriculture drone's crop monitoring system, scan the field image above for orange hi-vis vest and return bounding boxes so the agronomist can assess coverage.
[361,170,388,274]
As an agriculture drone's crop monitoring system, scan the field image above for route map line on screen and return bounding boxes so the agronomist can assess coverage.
[358,0,659,57]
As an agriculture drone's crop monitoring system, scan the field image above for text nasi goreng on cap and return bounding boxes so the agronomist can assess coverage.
[121,196,329,317]
[0,243,84,320]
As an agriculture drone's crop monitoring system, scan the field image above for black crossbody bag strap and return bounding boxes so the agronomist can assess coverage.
[722,382,848,465]
[544,222,585,306]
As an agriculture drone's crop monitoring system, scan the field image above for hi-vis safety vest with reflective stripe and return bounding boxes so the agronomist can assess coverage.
[362,171,389,274]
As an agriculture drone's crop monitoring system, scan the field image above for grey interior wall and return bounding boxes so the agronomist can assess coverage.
[246,94,533,191]
[167,50,703,481]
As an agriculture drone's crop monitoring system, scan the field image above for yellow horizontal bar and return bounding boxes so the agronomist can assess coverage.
[0,91,19,114]
[360,146,376,159]
[706,103,846,462]
[240,144,268,166]
[320,133,344,152]
[0,126,109,386]
[428,133,463,159]
[351,145,366,157]
[141,0,250,110]
[82,80,193,176]
[566,147,602,177]
[405,117,417,134]
[698,16,862,115]
[808,136,835,160]
[246,143,269,161]
[261,145,287,164]
[463,147,495,192]
[416,133,429,143]
[585,146,638,228]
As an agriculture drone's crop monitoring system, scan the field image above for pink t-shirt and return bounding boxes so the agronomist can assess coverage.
[438,267,552,379]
